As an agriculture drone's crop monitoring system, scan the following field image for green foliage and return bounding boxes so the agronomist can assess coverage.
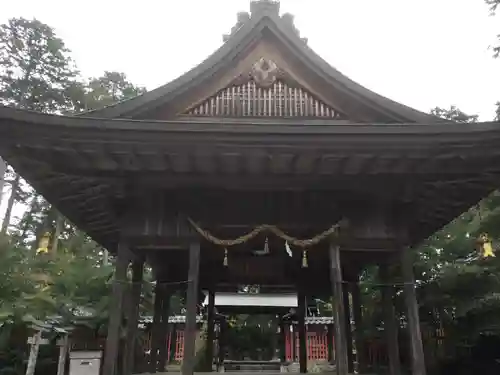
[404,106,500,359]
[67,71,146,113]
[0,16,149,374]
[224,315,277,360]
[84,71,146,110]
[485,0,500,57]
[0,233,114,330]
[0,18,78,112]
[430,106,478,123]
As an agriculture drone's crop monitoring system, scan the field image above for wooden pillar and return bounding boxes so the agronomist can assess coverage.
[327,324,334,363]
[298,289,307,373]
[329,243,348,375]
[218,318,227,369]
[291,324,297,362]
[343,284,354,373]
[380,262,401,375]
[102,242,129,375]
[123,258,144,375]
[158,287,172,372]
[401,249,426,375]
[182,241,201,375]
[279,319,287,363]
[271,317,279,360]
[352,278,367,373]
[205,289,216,371]
[149,280,164,373]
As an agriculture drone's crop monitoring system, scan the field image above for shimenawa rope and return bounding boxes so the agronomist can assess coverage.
[186,217,345,248]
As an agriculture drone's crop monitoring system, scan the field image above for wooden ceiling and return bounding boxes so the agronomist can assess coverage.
[0,1,499,256]
[1,108,500,250]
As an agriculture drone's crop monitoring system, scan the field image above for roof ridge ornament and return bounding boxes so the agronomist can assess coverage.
[281,13,308,44]
[223,11,250,42]
[222,1,307,44]
[250,0,280,17]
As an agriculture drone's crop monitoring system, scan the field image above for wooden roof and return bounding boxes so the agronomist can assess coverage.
[80,0,441,123]
[1,105,500,250]
[0,1,499,252]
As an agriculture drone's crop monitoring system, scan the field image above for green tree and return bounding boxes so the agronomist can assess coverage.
[0,18,80,235]
[67,71,146,112]
[84,71,146,111]
[404,106,500,371]
[430,106,478,123]
[0,18,78,112]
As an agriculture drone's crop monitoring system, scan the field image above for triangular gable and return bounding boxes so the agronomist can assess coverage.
[82,1,440,124]
[181,57,346,119]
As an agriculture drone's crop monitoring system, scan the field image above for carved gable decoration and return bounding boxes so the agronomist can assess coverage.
[251,57,279,88]
[182,58,346,119]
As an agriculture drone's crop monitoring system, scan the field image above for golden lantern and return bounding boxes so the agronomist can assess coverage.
[477,233,495,258]
[36,232,51,254]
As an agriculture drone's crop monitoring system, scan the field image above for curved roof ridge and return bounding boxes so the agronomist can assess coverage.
[79,5,274,119]
[293,32,440,123]
[81,2,441,123]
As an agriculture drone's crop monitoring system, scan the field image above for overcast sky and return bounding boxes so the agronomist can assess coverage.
[1,0,500,221]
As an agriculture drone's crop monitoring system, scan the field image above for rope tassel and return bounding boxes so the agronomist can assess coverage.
[263,237,269,253]
[302,250,308,268]
[223,248,228,266]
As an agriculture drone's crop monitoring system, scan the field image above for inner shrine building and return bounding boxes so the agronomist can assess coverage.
[1,1,500,375]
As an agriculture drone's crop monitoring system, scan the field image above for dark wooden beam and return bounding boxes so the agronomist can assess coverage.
[279,319,287,364]
[379,262,401,375]
[205,289,216,372]
[343,284,354,373]
[158,287,172,372]
[401,249,426,375]
[123,258,144,375]
[351,279,367,373]
[327,323,334,363]
[329,242,348,375]
[182,241,201,375]
[102,242,129,375]
[218,318,227,369]
[149,280,164,373]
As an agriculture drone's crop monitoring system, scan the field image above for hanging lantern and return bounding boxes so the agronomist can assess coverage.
[223,248,228,266]
[301,249,308,268]
[477,233,495,258]
[36,232,51,254]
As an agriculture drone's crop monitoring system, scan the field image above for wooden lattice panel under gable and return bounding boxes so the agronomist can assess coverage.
[182,58,346,119]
